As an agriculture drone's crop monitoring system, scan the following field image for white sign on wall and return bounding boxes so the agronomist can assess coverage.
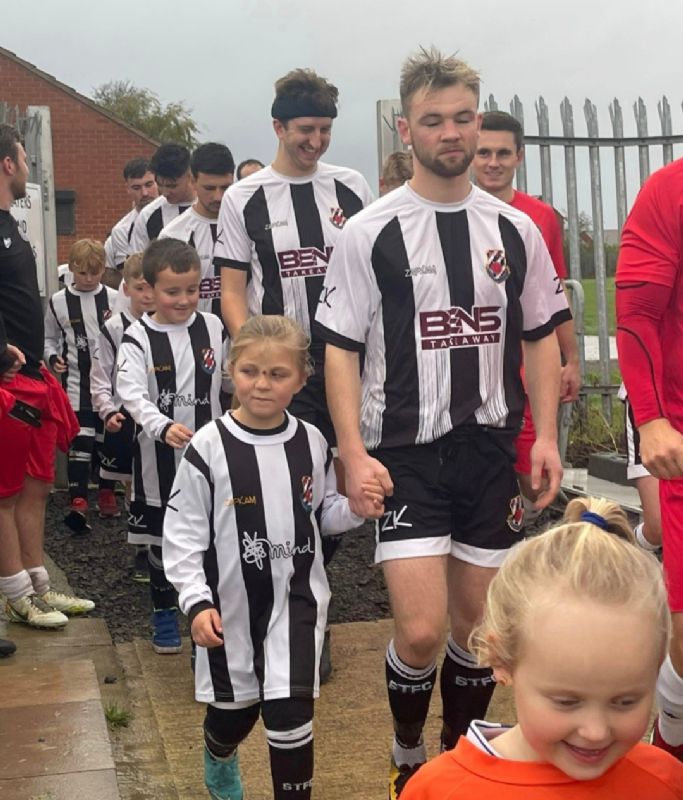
[10,182,46,297]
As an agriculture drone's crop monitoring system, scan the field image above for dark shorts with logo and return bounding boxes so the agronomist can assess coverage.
[370,427,524,567]
[100,409,137,481]
[127,499,165,548]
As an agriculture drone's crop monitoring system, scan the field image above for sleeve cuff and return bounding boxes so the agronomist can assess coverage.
[313,322,365,353]
[523,308,573,341]
[215,257,250,272]
[188,600,215,626]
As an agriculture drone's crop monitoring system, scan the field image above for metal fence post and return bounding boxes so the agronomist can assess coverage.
[609,99,628,234]
[584,99,612,420]
[659,97,674,165]
[510,95,527,192]
[536,96,553,205]
[634,97,651,185]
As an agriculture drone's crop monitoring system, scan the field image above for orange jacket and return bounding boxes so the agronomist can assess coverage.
[401,738,683,799]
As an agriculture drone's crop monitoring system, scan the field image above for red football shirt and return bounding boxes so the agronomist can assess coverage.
[616,159,683,428]
[510,191,568,280]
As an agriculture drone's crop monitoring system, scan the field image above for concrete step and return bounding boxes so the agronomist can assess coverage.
[0,652,119,800]
[562,467,643,514]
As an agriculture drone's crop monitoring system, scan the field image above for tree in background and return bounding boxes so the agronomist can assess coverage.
[92,80,200,149]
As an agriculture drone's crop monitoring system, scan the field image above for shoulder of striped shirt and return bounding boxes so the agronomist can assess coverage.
[138,195,167,222]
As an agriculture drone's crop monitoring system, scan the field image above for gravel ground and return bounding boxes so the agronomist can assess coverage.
[45,488,559,644]
[44,488,390,643]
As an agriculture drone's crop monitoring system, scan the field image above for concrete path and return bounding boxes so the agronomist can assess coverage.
[131,618,515,800]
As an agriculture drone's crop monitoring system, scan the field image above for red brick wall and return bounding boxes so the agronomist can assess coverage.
[0,53,157,263]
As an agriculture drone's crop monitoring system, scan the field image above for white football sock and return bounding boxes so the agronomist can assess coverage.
[657,656,683,746]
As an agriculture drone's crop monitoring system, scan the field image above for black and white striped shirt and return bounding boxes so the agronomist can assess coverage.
[90,310,134,420]
[44,284,118,411]
[159,208,221,316]
[116,312,226,513]
[214,162,373,339]
[105,208,138,270]
[315,184,571,450]
[163,411,364,703]
[130,196,192,252]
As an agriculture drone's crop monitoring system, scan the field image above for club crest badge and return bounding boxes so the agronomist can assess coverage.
[200,347,216,375]
[507,494,525,533]
[3,237,11,249]
[329,207,346,229]
[485,249,510,283]
[301,475,313,512]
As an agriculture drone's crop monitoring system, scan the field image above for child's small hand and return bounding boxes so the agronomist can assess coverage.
[361,478,385,519]
[191,608,224,648]
[1,344,25,382]
[52,356,67,374]
[164,423,193,448]
[105,412,125,433]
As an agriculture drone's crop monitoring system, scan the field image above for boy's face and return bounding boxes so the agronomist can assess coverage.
[70,265,104,292]
[123,276,155,318]
[151,266,200,325]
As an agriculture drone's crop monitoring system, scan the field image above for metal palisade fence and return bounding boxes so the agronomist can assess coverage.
[376,95,683,420]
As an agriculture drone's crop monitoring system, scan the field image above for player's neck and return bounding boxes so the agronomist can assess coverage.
[409,169,472,205]
[271,149,318,179]
[491,185,515,203]
[0,185,15,211]
[192,201,217,220]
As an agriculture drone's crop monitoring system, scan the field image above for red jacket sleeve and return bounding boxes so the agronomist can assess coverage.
[616,281,670,426]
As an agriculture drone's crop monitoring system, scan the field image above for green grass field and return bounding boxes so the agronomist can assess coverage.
[574,277,615,336]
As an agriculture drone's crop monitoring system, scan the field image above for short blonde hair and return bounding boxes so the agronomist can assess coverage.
[381,151,413,193]
[229,315,314,377]
[122,252,145,284]
[400,46,480,115]
[470,497,670,670]
[68,239,105,274]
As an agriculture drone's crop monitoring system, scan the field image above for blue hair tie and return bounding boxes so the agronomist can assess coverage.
[580,510,609,531]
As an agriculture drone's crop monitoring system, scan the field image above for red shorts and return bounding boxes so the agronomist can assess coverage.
[514,396,535,475]
[660,478,683,612]
[0,373,57,498]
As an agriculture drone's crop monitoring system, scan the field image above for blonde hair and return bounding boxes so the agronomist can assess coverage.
[400,46,480,115]
[381,151,413,193]
[68,238,105,274]
[122,252,145,284]
[229,315,314,377]
[470,497,670,670]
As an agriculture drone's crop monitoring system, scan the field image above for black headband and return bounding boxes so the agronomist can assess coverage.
[271,95,337,122]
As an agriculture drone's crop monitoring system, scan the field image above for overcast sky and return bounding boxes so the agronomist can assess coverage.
[4,0,683,224]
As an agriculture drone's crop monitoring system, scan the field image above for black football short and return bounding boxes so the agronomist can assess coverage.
[371,427,525,567]
[99,410,136,481]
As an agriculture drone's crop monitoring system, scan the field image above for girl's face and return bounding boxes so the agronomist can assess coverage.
[495,594,660,781]
[230,341,306,429]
